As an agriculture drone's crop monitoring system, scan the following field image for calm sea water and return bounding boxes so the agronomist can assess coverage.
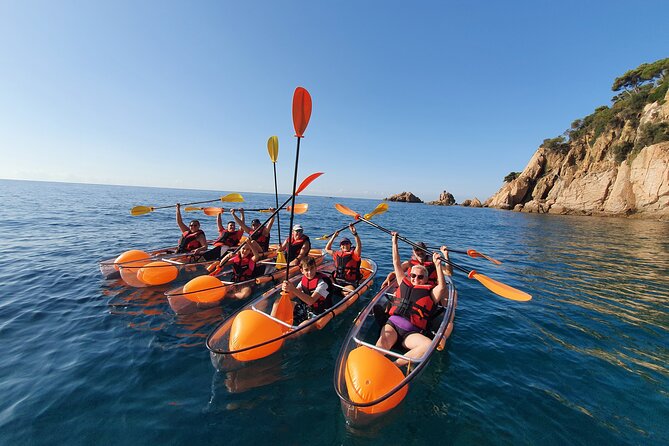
[0,179,667,446]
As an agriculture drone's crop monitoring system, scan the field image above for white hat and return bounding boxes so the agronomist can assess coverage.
[293,224,303,231]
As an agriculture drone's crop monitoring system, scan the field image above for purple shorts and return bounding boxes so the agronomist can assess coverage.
[387,315,421,340]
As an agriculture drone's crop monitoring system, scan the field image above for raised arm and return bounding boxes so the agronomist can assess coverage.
[247,238,262,262]
[263,211,275,237]
[350,224,361,257]
[324,230,340,256]
[431,249,448,304]
[216,213,224,233]
[232,209,251,233]
[176,204,188,233]
[391,232,405,285]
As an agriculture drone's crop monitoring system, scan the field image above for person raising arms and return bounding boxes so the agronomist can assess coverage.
[324,223,362,292]
[216,238,263,300]
[175,203,207,255]
[201,211,244,261]
[231,208,275,254]
[376,232,452,366]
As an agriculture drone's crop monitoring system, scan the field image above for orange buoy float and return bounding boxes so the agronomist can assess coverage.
[182,275,227,303]
[345,346,408,414]
[229,310,285,361]
[136,260,179,286]
[113,250,150,271]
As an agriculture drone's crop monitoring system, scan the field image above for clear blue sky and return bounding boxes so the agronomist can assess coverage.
[1,1,667,202]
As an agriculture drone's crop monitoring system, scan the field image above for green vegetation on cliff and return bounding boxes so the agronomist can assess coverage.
[541,58,669,163]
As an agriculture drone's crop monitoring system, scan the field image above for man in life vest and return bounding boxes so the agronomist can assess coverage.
[280,224,311,266]
[216,238,262,299]
[175,203,207,255]
[381,241,444,288]
[324,223,362,292]
[201,211,245,261]
[279,257,333,325]
[376,232,454,366]
[231,208,275,254]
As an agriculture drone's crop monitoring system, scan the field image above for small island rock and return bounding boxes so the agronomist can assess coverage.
[427,191,456,206]
[384,192,423,203]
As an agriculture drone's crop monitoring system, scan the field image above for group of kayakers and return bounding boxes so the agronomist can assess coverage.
[175,203,455,365]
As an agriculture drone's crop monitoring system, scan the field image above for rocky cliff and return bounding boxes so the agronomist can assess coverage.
[385,192,423,203]
[486,64,669,220]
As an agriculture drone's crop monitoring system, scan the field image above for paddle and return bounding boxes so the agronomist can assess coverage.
[268,135,282,255]
[207,172,323,276]
[425,245,502,265]
[316,203,388,240]
[186,204,308,216]
[130,193,244,216]
[284,87,312,281]
[334,203,532,302]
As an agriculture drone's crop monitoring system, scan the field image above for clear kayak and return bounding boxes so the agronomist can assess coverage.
[206,258,377,372]
[332,274,456,427]
[164,248,324,315]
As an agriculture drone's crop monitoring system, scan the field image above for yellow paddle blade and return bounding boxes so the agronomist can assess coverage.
[184,206,203,212]
[203,207,224,216]
[363,202,388,219]
[334,203,359,218]
[470,272,532,301]
[267,136,279,163]
[275,251,287,270]
[220,193,244,203]
[130,206,154,216]
[275,292,293,328]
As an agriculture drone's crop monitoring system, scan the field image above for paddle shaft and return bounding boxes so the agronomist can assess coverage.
[273,163,282,246]
[285,136,302,281]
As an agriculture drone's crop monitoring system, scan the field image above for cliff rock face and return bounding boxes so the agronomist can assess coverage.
[486,89,669,220]
[385,192,423,203]
[428,191,456,206]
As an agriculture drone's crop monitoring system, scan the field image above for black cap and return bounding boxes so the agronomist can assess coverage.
[251,219,261,225]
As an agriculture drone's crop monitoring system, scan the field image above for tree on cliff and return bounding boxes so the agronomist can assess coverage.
[612,58,669,95]
[504,172,520,183]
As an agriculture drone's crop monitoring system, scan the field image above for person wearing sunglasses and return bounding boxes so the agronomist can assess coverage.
[375,232,452,366]
[324,223,362,292]
[380,241,444,288]
[175,203,208,255]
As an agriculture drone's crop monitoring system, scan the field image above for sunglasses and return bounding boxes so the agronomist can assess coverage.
[410,273,425,280]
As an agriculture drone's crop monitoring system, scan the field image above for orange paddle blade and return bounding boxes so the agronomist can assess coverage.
[292,87,312,138]
[467,249,502,265]
[469,271,532,301]
[334,203,360,219]
[287,203,309,214]
[295,172,324,195]
[275,292,293,329]
[203,207,224,216]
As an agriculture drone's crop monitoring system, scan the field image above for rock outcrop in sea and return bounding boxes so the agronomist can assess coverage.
[461,198,482,207]
[486,61,669,221]
[427,191,456,206]
[384,192,423,203]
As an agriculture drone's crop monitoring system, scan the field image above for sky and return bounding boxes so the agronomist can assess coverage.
[1,1,668,202]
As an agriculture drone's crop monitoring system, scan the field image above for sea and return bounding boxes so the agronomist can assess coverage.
[0,179,667,446]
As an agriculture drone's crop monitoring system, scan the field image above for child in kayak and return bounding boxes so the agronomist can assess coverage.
[279,257,333,325]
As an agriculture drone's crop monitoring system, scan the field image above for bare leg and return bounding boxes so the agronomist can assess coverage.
[396,332,432,367]
[376,324,399,350]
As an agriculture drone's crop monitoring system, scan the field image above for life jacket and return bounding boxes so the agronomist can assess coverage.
[333,250,362,283]
[409,258,438,286]
[250,228,270,252]
[214,229,243,247]
[284,234,310,262]
[230,254,256,282]
[299,272,334,315]
[389,277,435,330]
[177,229,205,253]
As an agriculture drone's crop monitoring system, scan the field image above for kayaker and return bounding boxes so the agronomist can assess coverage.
[279,257,333,325]
[231,208,275,253]
[280,224,311,266]
[376,232,453,366]
[324,223,362,291]
[217,238,263,299]
[201,212,244,261]
[175,203,207,255]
